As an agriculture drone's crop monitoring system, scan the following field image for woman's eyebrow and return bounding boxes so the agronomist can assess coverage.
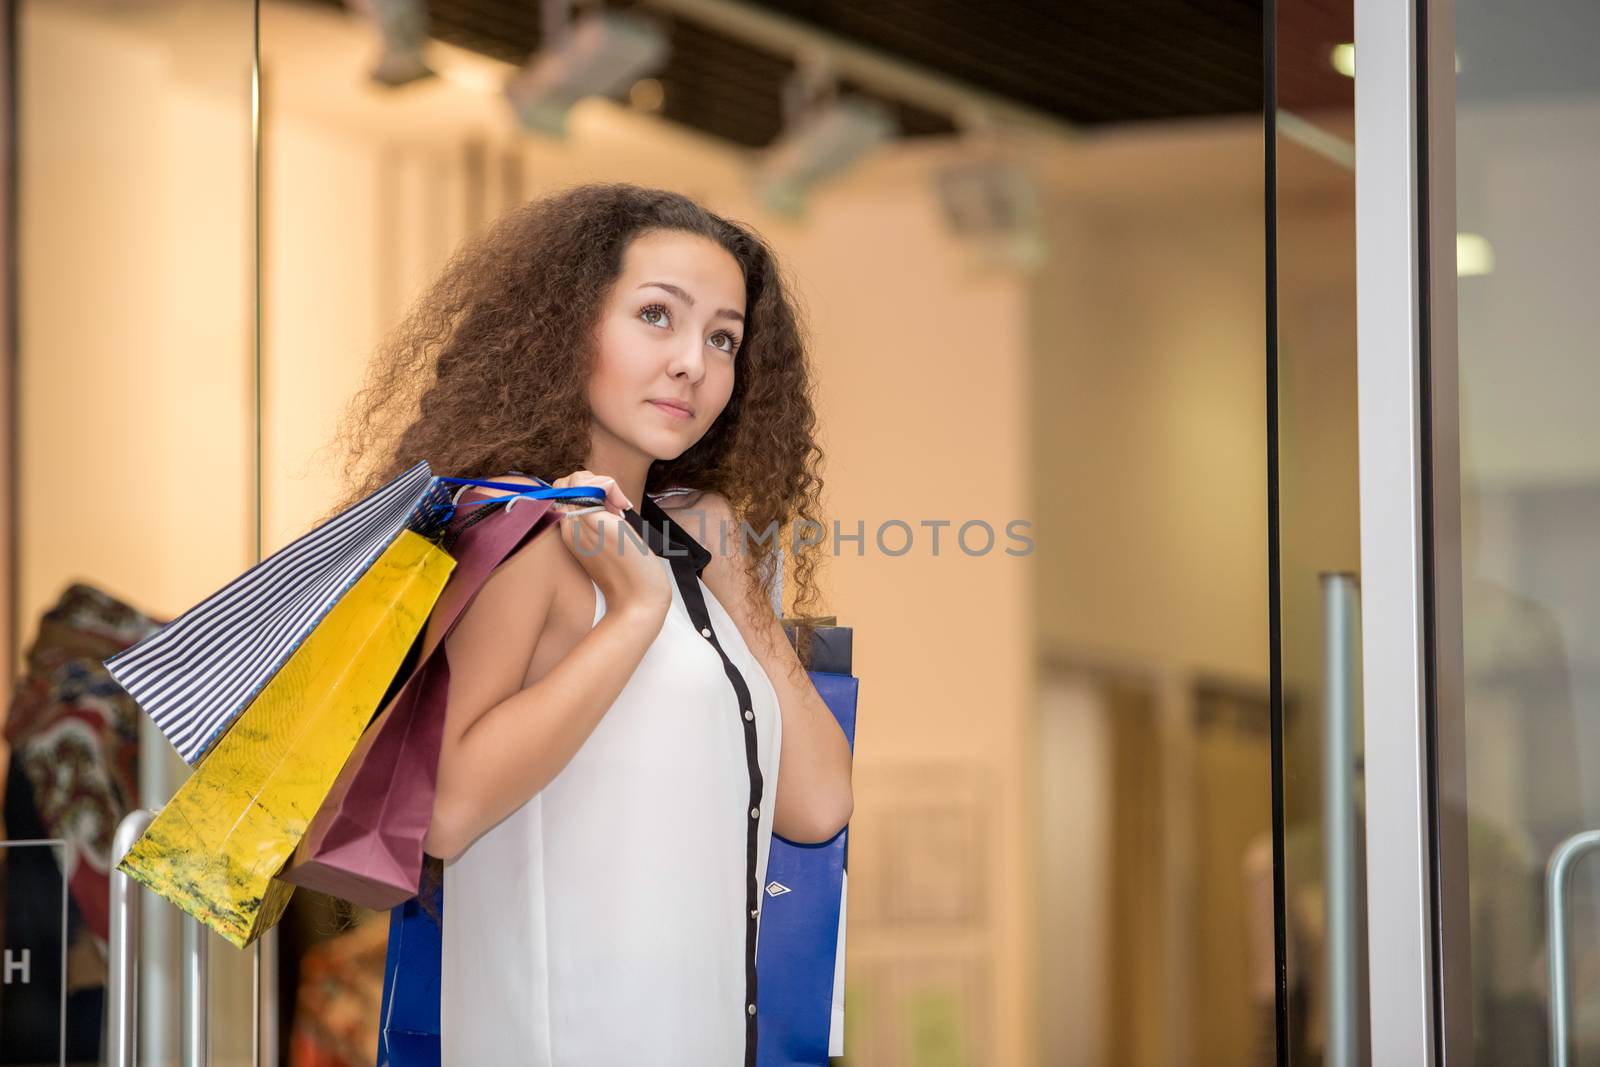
[638,281,744,324]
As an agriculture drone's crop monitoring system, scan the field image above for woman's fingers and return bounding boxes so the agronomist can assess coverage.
[559,505,650,559]
[550,470,632,515]
[584,474,632,514]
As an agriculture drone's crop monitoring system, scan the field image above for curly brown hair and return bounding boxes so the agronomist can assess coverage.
[324,180,827,646]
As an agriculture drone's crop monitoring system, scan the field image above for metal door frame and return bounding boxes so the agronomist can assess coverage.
[1354,0,1470,1061]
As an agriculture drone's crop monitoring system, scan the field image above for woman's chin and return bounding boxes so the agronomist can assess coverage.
[635,431,696,463]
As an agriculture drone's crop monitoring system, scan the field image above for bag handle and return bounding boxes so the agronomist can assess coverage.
[436,475,605,511]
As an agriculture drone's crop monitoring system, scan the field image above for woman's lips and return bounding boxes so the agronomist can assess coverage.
[648,399,694,420]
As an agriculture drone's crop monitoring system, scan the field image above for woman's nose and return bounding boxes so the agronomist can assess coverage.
[666,338,706,380]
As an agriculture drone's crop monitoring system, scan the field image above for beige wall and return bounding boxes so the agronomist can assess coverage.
[1031,167,1269,681]
[16,0,257,640]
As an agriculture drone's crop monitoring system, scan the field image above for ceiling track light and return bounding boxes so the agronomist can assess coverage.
[504,4,671,137]
[347,0,435,87]
[753,55,898,218]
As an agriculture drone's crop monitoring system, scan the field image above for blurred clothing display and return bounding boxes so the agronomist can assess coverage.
[4,582,159,943]
[0,583,161,1063]
[288,915,389,1067]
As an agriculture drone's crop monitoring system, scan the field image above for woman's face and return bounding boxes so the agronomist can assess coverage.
[587,228,746,467]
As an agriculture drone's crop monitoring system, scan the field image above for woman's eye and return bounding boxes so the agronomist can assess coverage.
[643,304,739,356]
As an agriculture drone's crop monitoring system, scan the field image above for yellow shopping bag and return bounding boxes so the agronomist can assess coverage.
[117,529,454,948]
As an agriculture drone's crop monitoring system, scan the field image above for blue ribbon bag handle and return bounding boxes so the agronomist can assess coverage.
[435,476,608,517]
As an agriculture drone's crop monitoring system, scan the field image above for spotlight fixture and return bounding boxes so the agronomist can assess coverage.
[346,0,434,87]
[752,95,897,218]
[751,52,897,217]
[504,8,671,137]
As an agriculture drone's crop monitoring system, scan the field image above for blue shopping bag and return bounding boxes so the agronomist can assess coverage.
[755,665,858,1065]
[377,881,444,1067]
[374,626,858,1067]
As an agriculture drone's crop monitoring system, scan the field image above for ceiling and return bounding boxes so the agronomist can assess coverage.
[313,0,1362,148]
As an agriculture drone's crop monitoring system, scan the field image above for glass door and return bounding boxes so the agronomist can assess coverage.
[1329,0,1600,1061]
[1436,0,1600,1061]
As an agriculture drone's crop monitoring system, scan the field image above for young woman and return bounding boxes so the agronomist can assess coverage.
[331,182,853,1064]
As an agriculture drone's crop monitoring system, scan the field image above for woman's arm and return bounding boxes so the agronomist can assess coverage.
[678,492,854,845]
[424,505,670,862]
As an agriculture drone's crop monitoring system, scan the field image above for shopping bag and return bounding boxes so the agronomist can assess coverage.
[377,880,445,1067]
[116,529,456,948]
[757,623,858,1066]
[282,491,561,908]
[103,461,456,764]
[103,461,602,765]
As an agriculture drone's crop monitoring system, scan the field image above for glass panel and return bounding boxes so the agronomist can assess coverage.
[8,0,260,1062]
[1273,0,1365,1063]
[1451,1,1600,1060]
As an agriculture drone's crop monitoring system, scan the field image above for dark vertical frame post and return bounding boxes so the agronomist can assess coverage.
[1417,0,1469,1061]
[1263,0,1290,1063]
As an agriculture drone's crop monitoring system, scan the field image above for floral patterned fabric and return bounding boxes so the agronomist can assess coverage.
[4,583,162,943]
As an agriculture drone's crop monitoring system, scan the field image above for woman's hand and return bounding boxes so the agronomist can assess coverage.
[549,470,671,620]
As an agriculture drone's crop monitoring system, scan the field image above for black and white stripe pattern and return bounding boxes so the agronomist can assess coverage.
[104,460,455,765]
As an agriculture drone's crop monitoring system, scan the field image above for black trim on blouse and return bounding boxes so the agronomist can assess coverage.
[625,494,714,577]
[630,493,764,1066]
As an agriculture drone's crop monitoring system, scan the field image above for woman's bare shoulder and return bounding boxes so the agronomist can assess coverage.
[653,487,735,559]
[441,481,581,685]
[652,486,732,518]
[650,485,702,506]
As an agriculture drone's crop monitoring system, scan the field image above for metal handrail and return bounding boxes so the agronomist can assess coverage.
[1548,830,1600,1067]
[109,808,211,1067]
[1321,573,1362,1067]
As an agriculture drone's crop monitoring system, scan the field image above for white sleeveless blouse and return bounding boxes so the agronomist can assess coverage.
[440,494,783,1066]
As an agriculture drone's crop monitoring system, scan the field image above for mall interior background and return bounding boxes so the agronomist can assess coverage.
[0,1,1372,1064]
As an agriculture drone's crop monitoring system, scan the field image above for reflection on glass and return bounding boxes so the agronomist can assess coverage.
[1454,3,1600,1061]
